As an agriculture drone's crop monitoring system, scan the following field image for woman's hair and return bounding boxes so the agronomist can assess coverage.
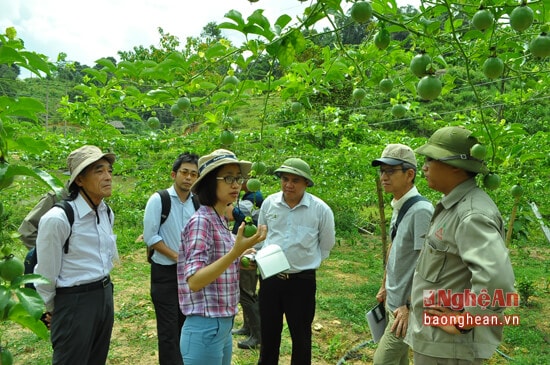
[195,166,223,206]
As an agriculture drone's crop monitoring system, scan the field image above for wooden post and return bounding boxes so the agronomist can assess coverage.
[375,176,387,266]
[505,196,519,247]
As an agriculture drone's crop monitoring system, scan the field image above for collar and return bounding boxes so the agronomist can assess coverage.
[440,178,477,209]
[391,186,419,210]
[277,191,311,209]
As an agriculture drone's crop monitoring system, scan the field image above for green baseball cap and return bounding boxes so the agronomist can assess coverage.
[274,158,314,187]
[415,126,489,174]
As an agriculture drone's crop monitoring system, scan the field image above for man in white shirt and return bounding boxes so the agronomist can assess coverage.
[257,157,335,365]
[35,145,117,365]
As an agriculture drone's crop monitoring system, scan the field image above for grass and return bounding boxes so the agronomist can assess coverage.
[2,232,549,364]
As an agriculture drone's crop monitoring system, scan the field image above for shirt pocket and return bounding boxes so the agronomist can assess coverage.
[417,239,447,283]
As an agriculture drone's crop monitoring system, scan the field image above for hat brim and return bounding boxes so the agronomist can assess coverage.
[415,143,453,160]
[69,153,116,186]
[191,161,252,193]
[274,167,314,187]
[371,157,407,167]
[415,144,488,174]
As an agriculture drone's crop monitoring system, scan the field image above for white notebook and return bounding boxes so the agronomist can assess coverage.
[255,244,290,279]
[366,302,387,343]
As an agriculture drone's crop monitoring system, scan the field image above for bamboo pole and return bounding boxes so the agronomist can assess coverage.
[375,176,387,266]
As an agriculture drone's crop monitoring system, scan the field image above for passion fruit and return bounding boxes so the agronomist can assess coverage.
[350,1,373,24]
[147,116,160,129]
[416,75,442,101]
[470,144,487,160]
[246,178,261,192]
[251,161,267,175]
[482,56,504,79]
[352,88,367,101]
[374,28,391,50]
[529,33,550,58]
[0,255,25,282]
[222,75,240,87]
[291,101,304,114]
[483,173,501,190]
[176,97,191,110]
[510,5,534,32]
[510,184,524,198]
[243,224,258,238]
[220,129,235,146]
[410,52,432,78]
[472,9,494,31]
[379,78,393,93]
[391,104,407,118]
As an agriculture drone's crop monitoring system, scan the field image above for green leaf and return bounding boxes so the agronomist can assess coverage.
[0,45,26,64]
[96,57,117,73]
[7,302,49,340]
[0,96,45,120]
[11,136,49,155]
[0,164,64,196]
[274,14,292,30]
[14,287,45,319]
[220,10,245,32]
[83,68,108,84]
[0,286,10,310]
[10,274,50,289]
[20,51,52,76]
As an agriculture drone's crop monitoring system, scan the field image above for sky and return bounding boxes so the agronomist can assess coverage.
[1,0,420,69]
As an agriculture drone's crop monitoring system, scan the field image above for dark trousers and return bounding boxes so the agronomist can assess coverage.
[151,263,185,365]
[258,271,316,365]
[239,268,261,338]
[51,282,114,365]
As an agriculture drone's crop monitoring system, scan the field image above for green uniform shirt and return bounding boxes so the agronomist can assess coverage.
[406,178,516,360]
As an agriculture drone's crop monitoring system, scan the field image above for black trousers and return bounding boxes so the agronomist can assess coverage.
[239,267,261,338]
[151,262,185,365]
[51,281,114,365]
[258,270,316,365]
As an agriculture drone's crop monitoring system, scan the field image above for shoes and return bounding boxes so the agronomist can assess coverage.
[237,336,260,350]
[232,327,250,336]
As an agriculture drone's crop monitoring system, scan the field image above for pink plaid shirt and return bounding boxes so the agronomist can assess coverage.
[177,205,239,317]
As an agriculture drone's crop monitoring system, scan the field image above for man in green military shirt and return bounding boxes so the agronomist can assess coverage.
[406,126,516,364]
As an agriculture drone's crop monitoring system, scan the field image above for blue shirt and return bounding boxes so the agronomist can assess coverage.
[386,186,433,311]
[143,186,197,265]
[258,191,335,273]
[35,194,117,311]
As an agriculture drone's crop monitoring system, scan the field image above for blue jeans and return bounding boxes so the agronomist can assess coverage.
[180,315,234,365]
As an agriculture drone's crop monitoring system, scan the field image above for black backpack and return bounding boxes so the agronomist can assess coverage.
[146,190,200,263]
[24,199,112,288]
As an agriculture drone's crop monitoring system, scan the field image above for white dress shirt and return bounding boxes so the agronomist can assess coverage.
[35,194,118,311]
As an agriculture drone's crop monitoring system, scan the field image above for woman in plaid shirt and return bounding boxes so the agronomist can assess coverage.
[177,149,267,365]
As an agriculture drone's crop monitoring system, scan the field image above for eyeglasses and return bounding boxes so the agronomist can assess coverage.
[178,169,198,178]
[217,176,244,185]
[378,168,406,176]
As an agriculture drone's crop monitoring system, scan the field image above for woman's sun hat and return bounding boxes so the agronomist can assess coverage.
[191,149,252,192]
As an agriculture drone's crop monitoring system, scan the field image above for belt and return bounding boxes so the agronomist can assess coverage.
[56,276,111,295]
[276,269,316,280]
